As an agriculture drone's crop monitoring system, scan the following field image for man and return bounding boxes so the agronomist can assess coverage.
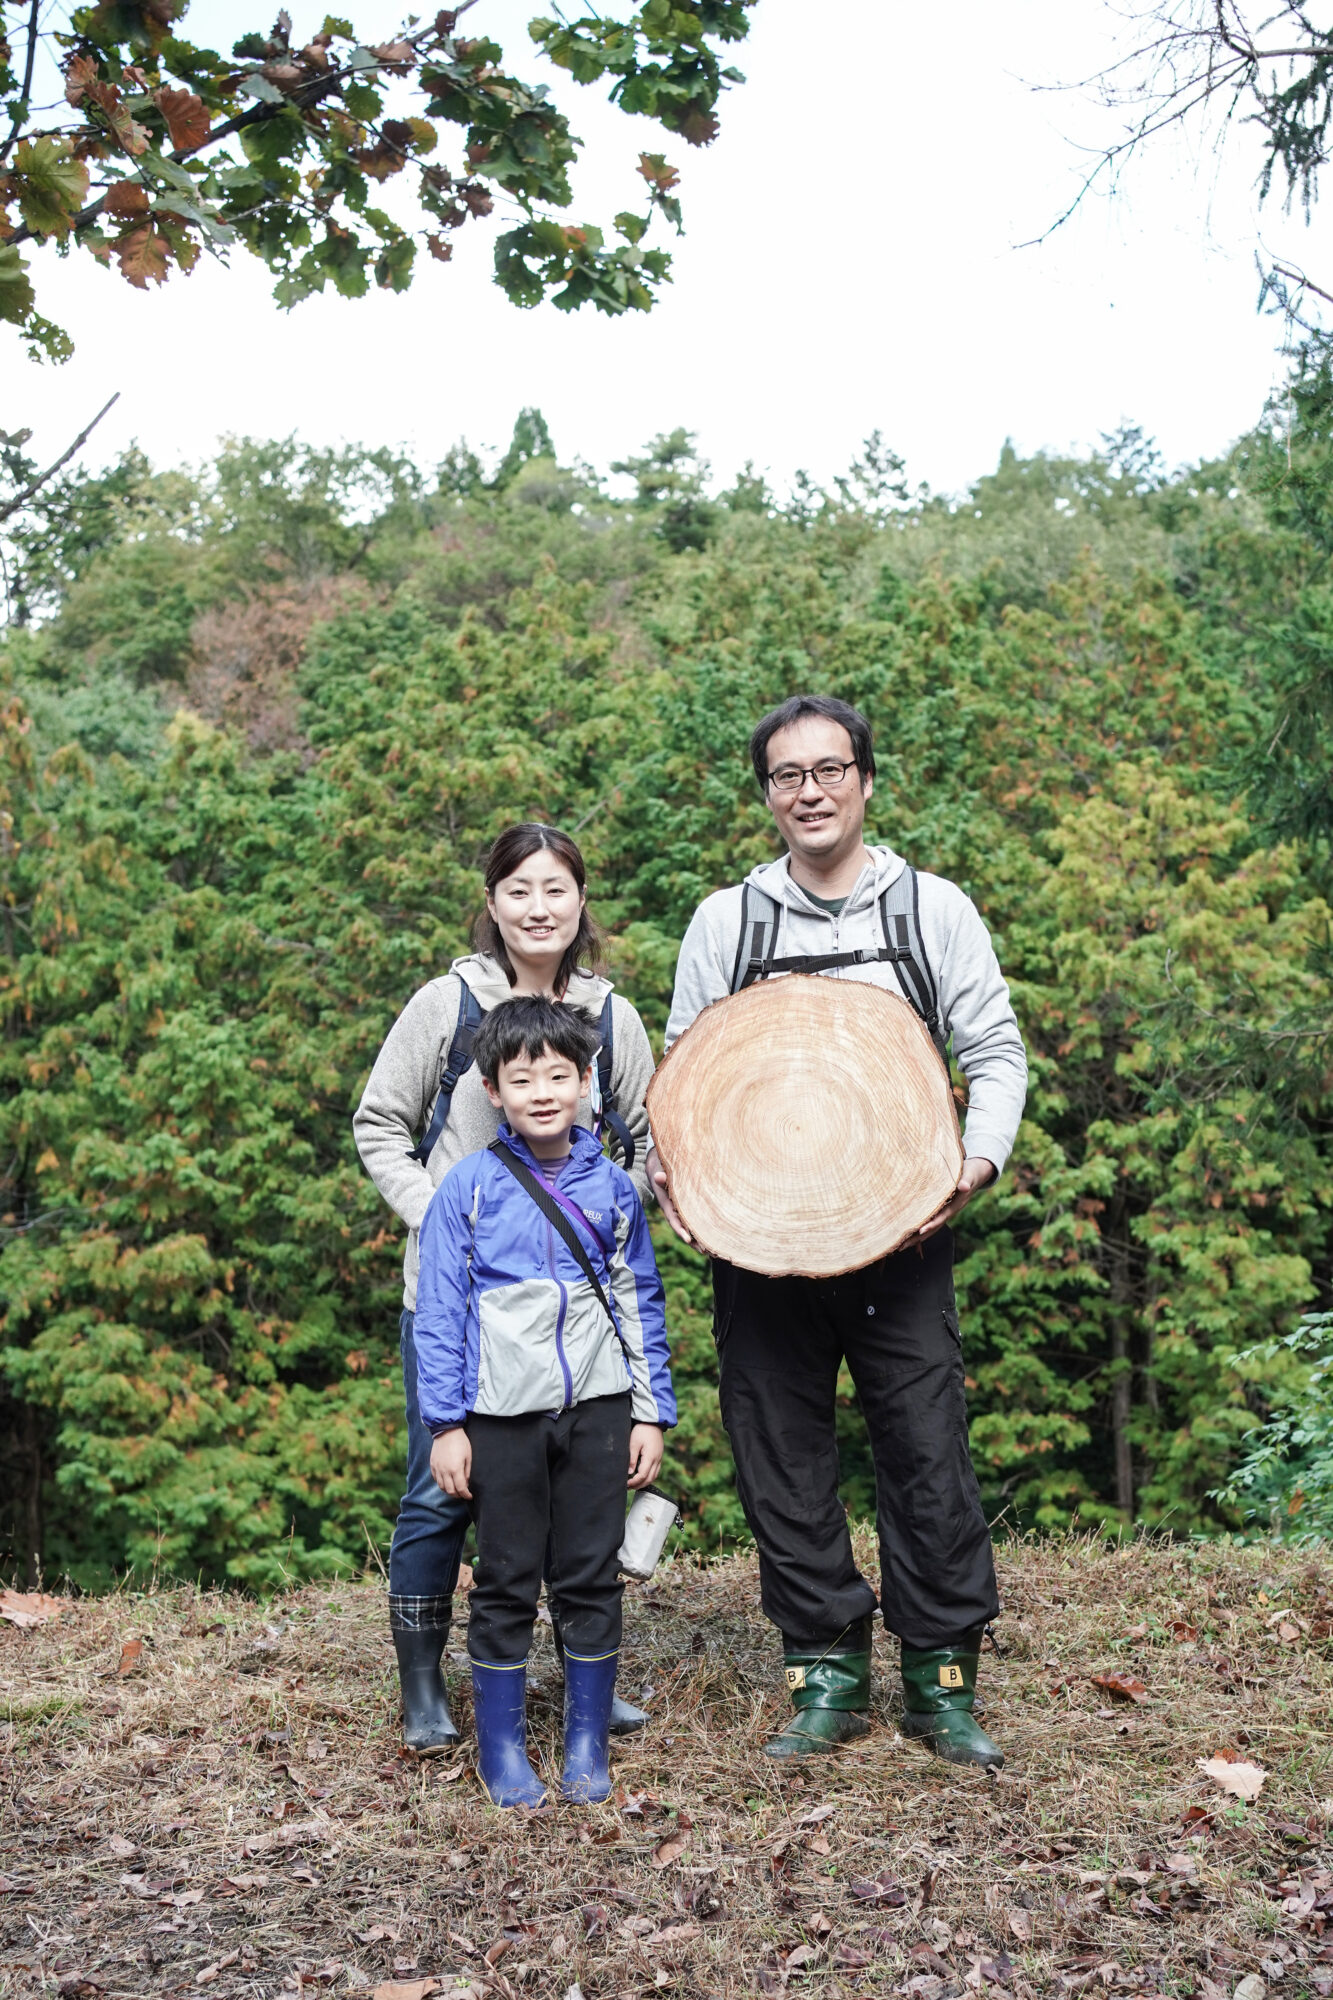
[649,694,1027,1765]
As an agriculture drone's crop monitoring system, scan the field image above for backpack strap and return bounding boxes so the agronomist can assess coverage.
[877,866,946,1060]
[488,1141,618,1333]
[405,977,485,1165]
[731,883,785,992]
[593,992,636,1173]
[728,866,948,1061]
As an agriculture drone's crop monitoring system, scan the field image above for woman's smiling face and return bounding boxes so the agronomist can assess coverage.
[487,855,584,990]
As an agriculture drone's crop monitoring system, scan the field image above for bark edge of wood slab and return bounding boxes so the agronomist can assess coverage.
[646,977,964,1277]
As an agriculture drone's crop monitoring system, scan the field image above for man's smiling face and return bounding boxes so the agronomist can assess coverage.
[762,716,873,868]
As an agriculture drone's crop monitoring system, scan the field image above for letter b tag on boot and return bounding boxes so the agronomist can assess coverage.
[785,1665,807,1692]
[939,1663,965,1689]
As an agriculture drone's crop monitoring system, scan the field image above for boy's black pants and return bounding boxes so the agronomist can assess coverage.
[713,1227,998,1653]
[466,1392,631,1664]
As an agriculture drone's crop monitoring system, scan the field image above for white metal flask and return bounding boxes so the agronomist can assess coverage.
[618,1487,679,1580]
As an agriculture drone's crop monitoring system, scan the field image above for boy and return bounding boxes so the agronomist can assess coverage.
[414,996,675,1807]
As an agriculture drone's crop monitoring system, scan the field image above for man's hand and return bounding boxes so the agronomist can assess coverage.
[915,1156,997,1242]
[627,1423,664,1490]
[647,1146,695,1246]
[430,1428,473,1499]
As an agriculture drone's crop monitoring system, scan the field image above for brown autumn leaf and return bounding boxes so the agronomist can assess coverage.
[1091,1670,1149,1704]
[103,179,150,219]
[849,1870,907,1905]
[652,1831,688,1869]
[65,53,102,107]
[154,87,210,152]
[1169,1619,1200,1643]
[483,1941,510,1967]
[1197,1755,1266,1800]
[113,225,170,287]
[1008,1909,1033,1942]
[373,1983,439,2000]
[117,1637,144,1673]
[0,1588,64,1628]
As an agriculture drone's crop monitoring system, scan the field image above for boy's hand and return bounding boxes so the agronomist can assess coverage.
[627,1423,663,1490]
[430,1429,473,1499]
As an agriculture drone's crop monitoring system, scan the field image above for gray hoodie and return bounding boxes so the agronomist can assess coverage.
[353,952,655,1310]
[664,846,1027,1176]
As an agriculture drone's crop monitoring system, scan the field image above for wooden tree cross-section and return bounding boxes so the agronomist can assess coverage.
[647,977,963,1277]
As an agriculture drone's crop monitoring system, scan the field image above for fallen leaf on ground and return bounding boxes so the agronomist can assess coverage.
[652,1833,688,1868]
[196,1952,239,1984]
[1233,1980,1267,2000]
[849,1870,906,1905]
[1008,1910,1033,1942]
[117,1638,144,1674]
[0,1588,64,1628]
[1169,1619,1199,1642]
[372,1983,439,2000]
[106,1835,136,1858]
[796,1804,836,1827]
[1091,1671,1149,1704]
[1198,1755,1266,1800]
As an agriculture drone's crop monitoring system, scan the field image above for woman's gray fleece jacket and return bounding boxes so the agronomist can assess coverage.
[353,953,655,1311]
[665,846,1027,1175]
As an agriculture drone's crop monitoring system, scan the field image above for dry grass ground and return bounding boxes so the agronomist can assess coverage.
[2,1533,1331,2000]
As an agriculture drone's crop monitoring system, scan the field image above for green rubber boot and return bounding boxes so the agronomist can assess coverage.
[900,1628,1003,1769]
[764,1621,873,1760]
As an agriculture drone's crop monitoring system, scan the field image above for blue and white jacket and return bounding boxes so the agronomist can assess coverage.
[413,1124,676,1432]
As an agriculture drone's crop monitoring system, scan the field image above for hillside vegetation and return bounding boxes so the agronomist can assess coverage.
[1,398,1331,1587]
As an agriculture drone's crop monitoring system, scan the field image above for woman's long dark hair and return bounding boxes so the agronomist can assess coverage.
[473,823,605,997]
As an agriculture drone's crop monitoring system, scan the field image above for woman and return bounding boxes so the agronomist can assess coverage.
[353,823,656,1755]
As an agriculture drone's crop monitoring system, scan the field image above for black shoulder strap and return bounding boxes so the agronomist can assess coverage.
[405,978,485,1165]
[595,993,636,1172]
[726,866,948,1059]
[877,866,946,1058]
[731,883,783,992]
[488,1141,617,1330]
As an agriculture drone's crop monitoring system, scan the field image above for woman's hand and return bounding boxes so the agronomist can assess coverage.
[646,1146,695,1246]
[627,1423,663,1490]
[430,1428,473,1499]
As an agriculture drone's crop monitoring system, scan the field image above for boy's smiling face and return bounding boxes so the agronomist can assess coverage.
[483,1041,592,1161]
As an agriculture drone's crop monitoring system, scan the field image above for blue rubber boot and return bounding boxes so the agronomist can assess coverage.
[471,1661,547,1808]
[561,1650,618,1803]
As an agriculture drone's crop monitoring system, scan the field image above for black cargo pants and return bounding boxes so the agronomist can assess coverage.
[713,1227,999,1653]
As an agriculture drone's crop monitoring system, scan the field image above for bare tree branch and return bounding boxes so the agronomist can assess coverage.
[0,0,42,168]
[0,394,120,527]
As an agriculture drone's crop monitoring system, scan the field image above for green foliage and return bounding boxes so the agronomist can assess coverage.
[1,396,1331,1590]
[0,0,756,362]
[1212,1312,1333,1538]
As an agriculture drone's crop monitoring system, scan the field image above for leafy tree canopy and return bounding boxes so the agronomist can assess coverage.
[0,0,755,361]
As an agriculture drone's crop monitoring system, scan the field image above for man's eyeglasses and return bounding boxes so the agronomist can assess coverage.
[765,758,860,795]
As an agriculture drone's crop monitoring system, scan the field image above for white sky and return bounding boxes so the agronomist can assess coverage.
[4,0,1313,497]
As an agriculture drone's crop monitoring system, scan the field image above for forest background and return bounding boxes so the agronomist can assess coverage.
[2,376,1332,1591]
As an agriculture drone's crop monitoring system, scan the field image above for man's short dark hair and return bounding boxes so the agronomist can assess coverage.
[749,694,876,795]
[474,996,600,1086]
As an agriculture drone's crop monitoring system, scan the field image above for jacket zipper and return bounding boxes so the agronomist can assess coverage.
[545,1212,574,1407]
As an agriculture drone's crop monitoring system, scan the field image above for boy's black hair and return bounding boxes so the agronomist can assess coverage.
[749,693,876,795]
[474,995,600,1086]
